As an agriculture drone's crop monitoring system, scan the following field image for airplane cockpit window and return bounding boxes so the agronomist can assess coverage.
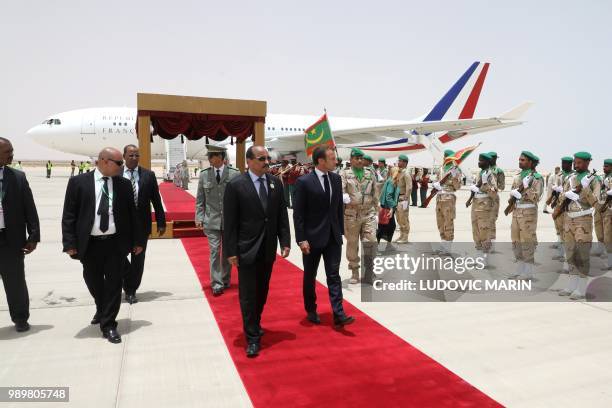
[53,119,61,125]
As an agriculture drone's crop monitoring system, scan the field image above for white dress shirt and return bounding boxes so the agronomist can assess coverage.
[248,170,268,194]
[91,169,116,236]
[213,165,225,182]
[123,166,140,197]
[0,167,5,230]
[314,167,332,202]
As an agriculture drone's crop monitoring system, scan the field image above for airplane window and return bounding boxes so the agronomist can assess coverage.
[46,119,53,125]
[124,123,127,126]
[113,122,116,126]
[54,119,61,125]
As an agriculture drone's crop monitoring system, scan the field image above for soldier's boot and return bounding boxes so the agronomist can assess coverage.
[562,260,570,274]
[349,269,360,284]
[552,236,564,260]
[559,274,579,296]
[361,243,377,285]
[570,277,588,300]
[476,250,489,268]
[509,261,524,279]
[590,242,604,257]
[395,233,408,244]
[519,263,535,280]
[603,253,612,271]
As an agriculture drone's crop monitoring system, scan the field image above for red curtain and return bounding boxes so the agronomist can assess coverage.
[137,111,263,142]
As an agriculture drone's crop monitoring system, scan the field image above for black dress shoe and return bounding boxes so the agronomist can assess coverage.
[103,328,122,344]
[126,294,138,304]
[212,287,224,297]
[333,314,355,327]
[224,283,231,289]
[91,314,100,325]
[246,343,260,358]
[15,321,30,332]
[307,312,321,325]
[259,328,265,337]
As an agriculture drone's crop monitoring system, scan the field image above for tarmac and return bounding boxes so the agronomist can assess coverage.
[1,167,612,407]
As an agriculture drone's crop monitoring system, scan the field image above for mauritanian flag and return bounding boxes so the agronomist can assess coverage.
[443,142,481,167]
[304,113,335,156]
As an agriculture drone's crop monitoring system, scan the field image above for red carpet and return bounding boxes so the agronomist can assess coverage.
[157,182,196,221]
[161,183,502,407]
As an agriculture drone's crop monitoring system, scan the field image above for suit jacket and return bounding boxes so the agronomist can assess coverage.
[223,172,291,265]
[124,166,166,236]
[61,171,145,261]
[1,167,40,251]
[293,170,344,249]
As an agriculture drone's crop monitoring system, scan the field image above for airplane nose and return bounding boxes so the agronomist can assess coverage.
[26,125,43,141]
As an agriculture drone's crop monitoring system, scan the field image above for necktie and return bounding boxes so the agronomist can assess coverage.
[258,177,268,211]
[99,177,110,232]
[322,174,330,203]
[216,169,221,184]
[130,169,138,207]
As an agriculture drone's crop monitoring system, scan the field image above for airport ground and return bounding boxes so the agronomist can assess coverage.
[1,167,612,407]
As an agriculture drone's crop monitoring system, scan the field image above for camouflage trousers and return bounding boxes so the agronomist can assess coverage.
[594,210,604,242]
[490,195,500,241]
[344,206,377,271]
[472,207,493,252]
[554,211,565,239]
[396,195,410,236]
[511,208,538,263]
[604,210,612,253]
[436,195,456,241]
[564,214,593,277]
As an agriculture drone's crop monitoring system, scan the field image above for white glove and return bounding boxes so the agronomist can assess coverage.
[565,191,580,201]
[510,189,522,199]
[580,176,592,188]
[401,200,408,210]
[607,188,612,196]
[522,176,531,189]
[554,185,564,193]
[343,193,351,204]
[433,182,442,191]
[470,185,481,194]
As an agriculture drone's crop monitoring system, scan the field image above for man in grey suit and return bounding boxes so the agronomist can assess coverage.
[196,145,240,296]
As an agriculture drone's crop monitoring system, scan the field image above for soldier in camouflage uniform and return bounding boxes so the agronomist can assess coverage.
[341,148,381,284]
[599,159,612,271]
[469,153,498,266]
[488,152,505,251]
[394,154,412,243]
[549,157,574,269]
[195,145,240,296]
[507,151,544,280]
[592,164,607,257]
[377,158,389,181]
[558,151,600,300]
[432,149,462,254]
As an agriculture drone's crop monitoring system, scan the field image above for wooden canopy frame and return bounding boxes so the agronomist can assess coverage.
[136,93,267,172]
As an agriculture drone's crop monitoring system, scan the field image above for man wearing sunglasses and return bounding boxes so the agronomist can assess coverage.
[120,144,166,304]
[223,145,291,358]
[62,147,145,344]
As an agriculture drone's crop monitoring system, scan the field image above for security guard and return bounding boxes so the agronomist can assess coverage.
[592,165,607,258]
[488,152,505,250]
[394,154,412,243]
[507,151,544,279]
[599,159,612,271]
[377,158,388,180]
[558,151,599,300]
[432,149,462,254]
[341,148,380,284]
[195,145,240,296]
[469,152,498,266]
[550,157,574,267]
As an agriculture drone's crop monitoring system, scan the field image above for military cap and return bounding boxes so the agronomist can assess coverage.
[206,144,227,154]
[350,148,364,157]
[479,152,493,161]
[521,151,539,162]
[378,158,386,163]
[444,149,455,157]
[561,156,574,162]
[363,154,373,162]
[604,159,612,165]
[398,154,409,162]
[574,151,592,160]
[488,151,498,158]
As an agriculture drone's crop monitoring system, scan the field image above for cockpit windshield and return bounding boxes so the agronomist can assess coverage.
[42,118,61,125]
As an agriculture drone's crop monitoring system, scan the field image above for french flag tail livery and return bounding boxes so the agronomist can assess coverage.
[423,61,490,122]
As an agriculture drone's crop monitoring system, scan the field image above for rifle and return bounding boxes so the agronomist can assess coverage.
[600,194,612,213]
[504,170,536,216]
[466,171,485,208]
[552,169,597,220]
[423,166,457,208]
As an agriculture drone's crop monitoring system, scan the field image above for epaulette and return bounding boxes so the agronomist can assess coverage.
[533,172,543,180]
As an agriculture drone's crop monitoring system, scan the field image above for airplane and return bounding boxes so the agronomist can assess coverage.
[26,61,531,165]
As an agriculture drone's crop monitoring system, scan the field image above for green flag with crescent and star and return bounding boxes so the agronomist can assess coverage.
[304,113,335,156]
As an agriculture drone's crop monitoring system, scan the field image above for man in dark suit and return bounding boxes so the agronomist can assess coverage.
[62,147,144,344]
[223,145,291,358]
[293,145,354,328]
[121,145,166,304]
[0,138,40,332]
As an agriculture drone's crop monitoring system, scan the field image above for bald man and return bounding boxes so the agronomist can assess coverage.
[62,147,145,344]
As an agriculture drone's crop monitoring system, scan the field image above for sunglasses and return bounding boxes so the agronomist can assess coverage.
[126,154,140,158]
[105,158,124,166]
[255,156,271,162]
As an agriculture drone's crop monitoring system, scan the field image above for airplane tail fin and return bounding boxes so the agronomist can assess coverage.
[422,62,490,122]
[499,101,534,120]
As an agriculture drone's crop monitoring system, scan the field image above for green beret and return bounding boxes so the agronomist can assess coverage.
[561,156,574,162]
[488,151,498,158]
[521,151,539,162]
[574,151,592,160]
[479,152,493,161]
[398,154,409,162]
[350,148,364,158]
[378,158,386,163]
[363,155,373,162]
[444,149,455,157]
[604,159,612,165]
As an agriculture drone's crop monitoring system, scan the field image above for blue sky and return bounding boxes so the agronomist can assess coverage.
[1,0,610,169]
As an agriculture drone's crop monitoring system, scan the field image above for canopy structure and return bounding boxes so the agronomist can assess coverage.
[136,93,267,172]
